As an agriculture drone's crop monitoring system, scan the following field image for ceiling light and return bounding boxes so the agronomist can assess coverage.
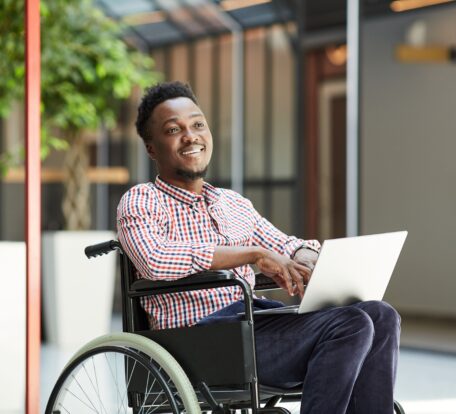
[221,0,271,12]
[390,0,454,13]
[395,45,456,62]
[122,11,166,26]
[325,45,347,66]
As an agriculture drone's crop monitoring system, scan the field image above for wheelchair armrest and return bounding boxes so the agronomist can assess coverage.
[131,270,234,290]
[129,270,256,321]
[130,270,247,297]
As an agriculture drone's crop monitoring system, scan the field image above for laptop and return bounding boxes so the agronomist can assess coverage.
[252,231,408,315]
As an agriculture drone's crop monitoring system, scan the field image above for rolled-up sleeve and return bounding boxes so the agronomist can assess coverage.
[246,198,321,257]
[117,184,215,280]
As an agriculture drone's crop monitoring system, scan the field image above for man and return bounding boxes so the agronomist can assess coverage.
[117,81,401,413]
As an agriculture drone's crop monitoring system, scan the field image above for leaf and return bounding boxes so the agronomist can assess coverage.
[1,0,161,164]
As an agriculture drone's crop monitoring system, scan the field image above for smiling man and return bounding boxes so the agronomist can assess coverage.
[117,81,401,414]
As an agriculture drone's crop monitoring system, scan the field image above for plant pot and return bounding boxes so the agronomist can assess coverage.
[42,231,116,352]
[0,242,25,413]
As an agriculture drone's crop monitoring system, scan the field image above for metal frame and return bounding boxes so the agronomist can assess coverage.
[210,5,245,195]
[210,36,221,179]
[346,0,362,236]
[293,1,307,238]
[85,240,294,413]
[25,0,41,413]
[263,27,273,220]
[119,251,262,411]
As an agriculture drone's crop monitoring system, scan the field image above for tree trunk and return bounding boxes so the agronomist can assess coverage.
[62,132,91,230]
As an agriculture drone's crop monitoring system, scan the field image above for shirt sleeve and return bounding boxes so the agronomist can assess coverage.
[116,184,215,280]
[245,198,321,257]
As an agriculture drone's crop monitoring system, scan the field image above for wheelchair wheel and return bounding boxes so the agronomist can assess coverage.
[45,332,201,414]
[394,400,406,414]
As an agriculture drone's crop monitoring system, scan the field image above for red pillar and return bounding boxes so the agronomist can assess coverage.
[25,0,41,413]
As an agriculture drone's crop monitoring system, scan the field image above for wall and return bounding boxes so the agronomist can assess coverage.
[361,6,456,316]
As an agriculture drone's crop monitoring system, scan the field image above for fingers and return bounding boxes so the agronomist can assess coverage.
[278,265,310,297]
[271,274,288,291]
[256,251,312,297]
[293,262,313,279]
[289,266,305,297]
[280,267,294,296]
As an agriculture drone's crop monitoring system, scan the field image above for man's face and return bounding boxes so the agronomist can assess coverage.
[146,97,213,183]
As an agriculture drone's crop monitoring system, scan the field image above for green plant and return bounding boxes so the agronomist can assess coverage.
[0,0,159,229]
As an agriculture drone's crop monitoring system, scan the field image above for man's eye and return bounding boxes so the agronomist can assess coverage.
[167,127,179,134]
[195,121,205,128]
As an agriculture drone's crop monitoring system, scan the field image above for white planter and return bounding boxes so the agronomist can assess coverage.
[42,231,116,352]
[0,242,25,413]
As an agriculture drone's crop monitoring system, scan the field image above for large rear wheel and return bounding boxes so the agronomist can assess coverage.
[45,332,201,414]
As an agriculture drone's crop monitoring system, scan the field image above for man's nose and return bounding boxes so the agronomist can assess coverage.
[182,128,198,142]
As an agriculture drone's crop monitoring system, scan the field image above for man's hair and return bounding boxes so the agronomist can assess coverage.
[136,81,198,142]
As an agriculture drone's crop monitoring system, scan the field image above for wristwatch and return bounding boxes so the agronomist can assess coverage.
[292,244,319,259]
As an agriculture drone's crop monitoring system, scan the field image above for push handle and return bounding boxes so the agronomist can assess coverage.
[84,240,121,258]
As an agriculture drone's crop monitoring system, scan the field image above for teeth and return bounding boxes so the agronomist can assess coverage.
[182,148,204,155]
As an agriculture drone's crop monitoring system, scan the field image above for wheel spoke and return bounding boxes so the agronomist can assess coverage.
[64,384,99,413]
[106,352,130,413]
[118,357,137,412]
[47,344,197,414]
[138,370,151,414]
[81,360,109,414]
[91,357,102,414]
[57,403,71,414]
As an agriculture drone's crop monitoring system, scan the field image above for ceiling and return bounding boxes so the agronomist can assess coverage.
[95,0,454,50]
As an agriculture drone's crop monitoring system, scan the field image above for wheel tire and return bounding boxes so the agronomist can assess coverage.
[394,400,406,414]
[45,332,201,414]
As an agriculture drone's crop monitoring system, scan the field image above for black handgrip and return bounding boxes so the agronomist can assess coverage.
[84,240,121,258]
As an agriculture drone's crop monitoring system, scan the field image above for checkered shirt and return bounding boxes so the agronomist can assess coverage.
[117,176,321,330]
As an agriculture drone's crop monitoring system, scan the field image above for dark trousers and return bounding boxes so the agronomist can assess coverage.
[198,300,401,414]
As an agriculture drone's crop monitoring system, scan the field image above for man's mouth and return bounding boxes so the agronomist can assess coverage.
[180,146,205,156]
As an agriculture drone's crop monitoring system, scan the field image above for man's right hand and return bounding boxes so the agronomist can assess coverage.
[211,246,311,297]
[254,249,311,298]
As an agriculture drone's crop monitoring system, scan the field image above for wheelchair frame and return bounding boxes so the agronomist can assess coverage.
[86,240,301,413]
[46,239,406,414]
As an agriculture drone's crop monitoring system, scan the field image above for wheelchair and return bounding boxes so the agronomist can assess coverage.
[45,240,406,414]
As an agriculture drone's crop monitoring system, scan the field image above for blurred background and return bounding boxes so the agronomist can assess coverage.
[1,0,456,413]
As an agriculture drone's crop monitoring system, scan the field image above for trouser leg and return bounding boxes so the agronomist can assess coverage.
[346,301,401,414]
[254,306,375,414]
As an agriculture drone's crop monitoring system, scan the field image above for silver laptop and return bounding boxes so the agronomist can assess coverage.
[253,231,408,315]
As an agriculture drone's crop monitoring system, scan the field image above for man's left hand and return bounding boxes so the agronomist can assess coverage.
[293,248,318,275]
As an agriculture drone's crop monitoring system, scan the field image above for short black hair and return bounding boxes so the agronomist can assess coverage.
[136,81,198,142]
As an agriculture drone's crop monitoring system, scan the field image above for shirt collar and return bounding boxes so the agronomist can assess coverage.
[155,176,221,206]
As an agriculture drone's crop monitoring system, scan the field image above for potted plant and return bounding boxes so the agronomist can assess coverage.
[0,0,159,356]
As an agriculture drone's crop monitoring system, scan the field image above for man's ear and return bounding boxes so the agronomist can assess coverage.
[145,142,156,160]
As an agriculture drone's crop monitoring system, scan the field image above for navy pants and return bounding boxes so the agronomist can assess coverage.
[198,299,401,414]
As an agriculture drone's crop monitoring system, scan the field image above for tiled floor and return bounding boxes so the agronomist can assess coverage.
[38,314,456,414]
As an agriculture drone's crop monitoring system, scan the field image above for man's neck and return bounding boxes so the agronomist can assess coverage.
[160,176,204,195]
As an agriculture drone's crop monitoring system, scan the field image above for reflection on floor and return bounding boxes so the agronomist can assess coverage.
[395,314,456,414]
[40,313,456,414]
[396,348,456,413]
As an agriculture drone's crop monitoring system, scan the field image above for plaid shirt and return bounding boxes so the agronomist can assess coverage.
[117,176,320,330]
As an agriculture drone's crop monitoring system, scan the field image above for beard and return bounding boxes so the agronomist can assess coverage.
[176,166,208,181]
